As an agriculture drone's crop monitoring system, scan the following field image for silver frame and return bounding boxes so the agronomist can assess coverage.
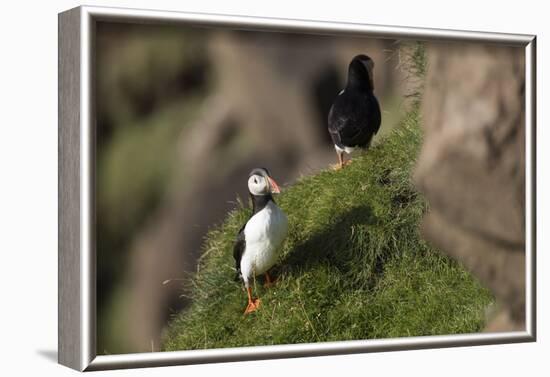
[58,5,537,372]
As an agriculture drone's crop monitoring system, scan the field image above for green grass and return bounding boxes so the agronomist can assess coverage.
[162,105,492,351]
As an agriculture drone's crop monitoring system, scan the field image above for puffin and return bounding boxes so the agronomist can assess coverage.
[233,168,288,314]
[328,54,382,169]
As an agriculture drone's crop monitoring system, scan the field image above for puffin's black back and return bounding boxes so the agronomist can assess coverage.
[328,55,382,149]
[328,91,381,148]
[233,224,246,281]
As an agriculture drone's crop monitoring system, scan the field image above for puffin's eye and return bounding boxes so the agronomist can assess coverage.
[254,178,258,184]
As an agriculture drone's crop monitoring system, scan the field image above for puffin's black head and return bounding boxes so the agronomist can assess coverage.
[248,167,281,196]
[347,54,375,91]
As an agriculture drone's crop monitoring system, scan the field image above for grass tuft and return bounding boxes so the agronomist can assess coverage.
[162,105,492,351]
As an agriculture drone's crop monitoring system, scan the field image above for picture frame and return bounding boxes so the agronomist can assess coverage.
[58,5,536,371]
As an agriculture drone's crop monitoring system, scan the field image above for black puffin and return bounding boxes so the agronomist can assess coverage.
[328,54,382,169]
[233,168,288,314]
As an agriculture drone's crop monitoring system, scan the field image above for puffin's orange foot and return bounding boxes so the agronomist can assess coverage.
[244,298,261,315]
[331,159,353,170]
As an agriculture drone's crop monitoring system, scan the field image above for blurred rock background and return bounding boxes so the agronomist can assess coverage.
[95,22,409,354]
[416,43,526,331]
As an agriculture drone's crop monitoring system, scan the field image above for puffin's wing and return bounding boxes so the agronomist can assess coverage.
[328,101,364,146]
[329,94,382,147]
[369,95,382,135]
[327,102,349,147]
[233,224,246,281]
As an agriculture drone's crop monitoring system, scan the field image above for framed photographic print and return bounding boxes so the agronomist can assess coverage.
[58,5,536,371]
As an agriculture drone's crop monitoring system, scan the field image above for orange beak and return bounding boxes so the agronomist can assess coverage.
[268,176,281,194]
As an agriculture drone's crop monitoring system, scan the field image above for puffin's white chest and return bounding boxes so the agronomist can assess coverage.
[240,201,288,282]
[334,144,355,154]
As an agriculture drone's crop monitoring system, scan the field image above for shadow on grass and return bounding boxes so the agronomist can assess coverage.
[278,205,387,287]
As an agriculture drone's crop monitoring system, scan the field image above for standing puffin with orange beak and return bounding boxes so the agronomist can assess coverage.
[233,168,288,314]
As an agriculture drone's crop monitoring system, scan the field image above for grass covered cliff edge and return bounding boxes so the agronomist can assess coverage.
[162,106,492,351]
